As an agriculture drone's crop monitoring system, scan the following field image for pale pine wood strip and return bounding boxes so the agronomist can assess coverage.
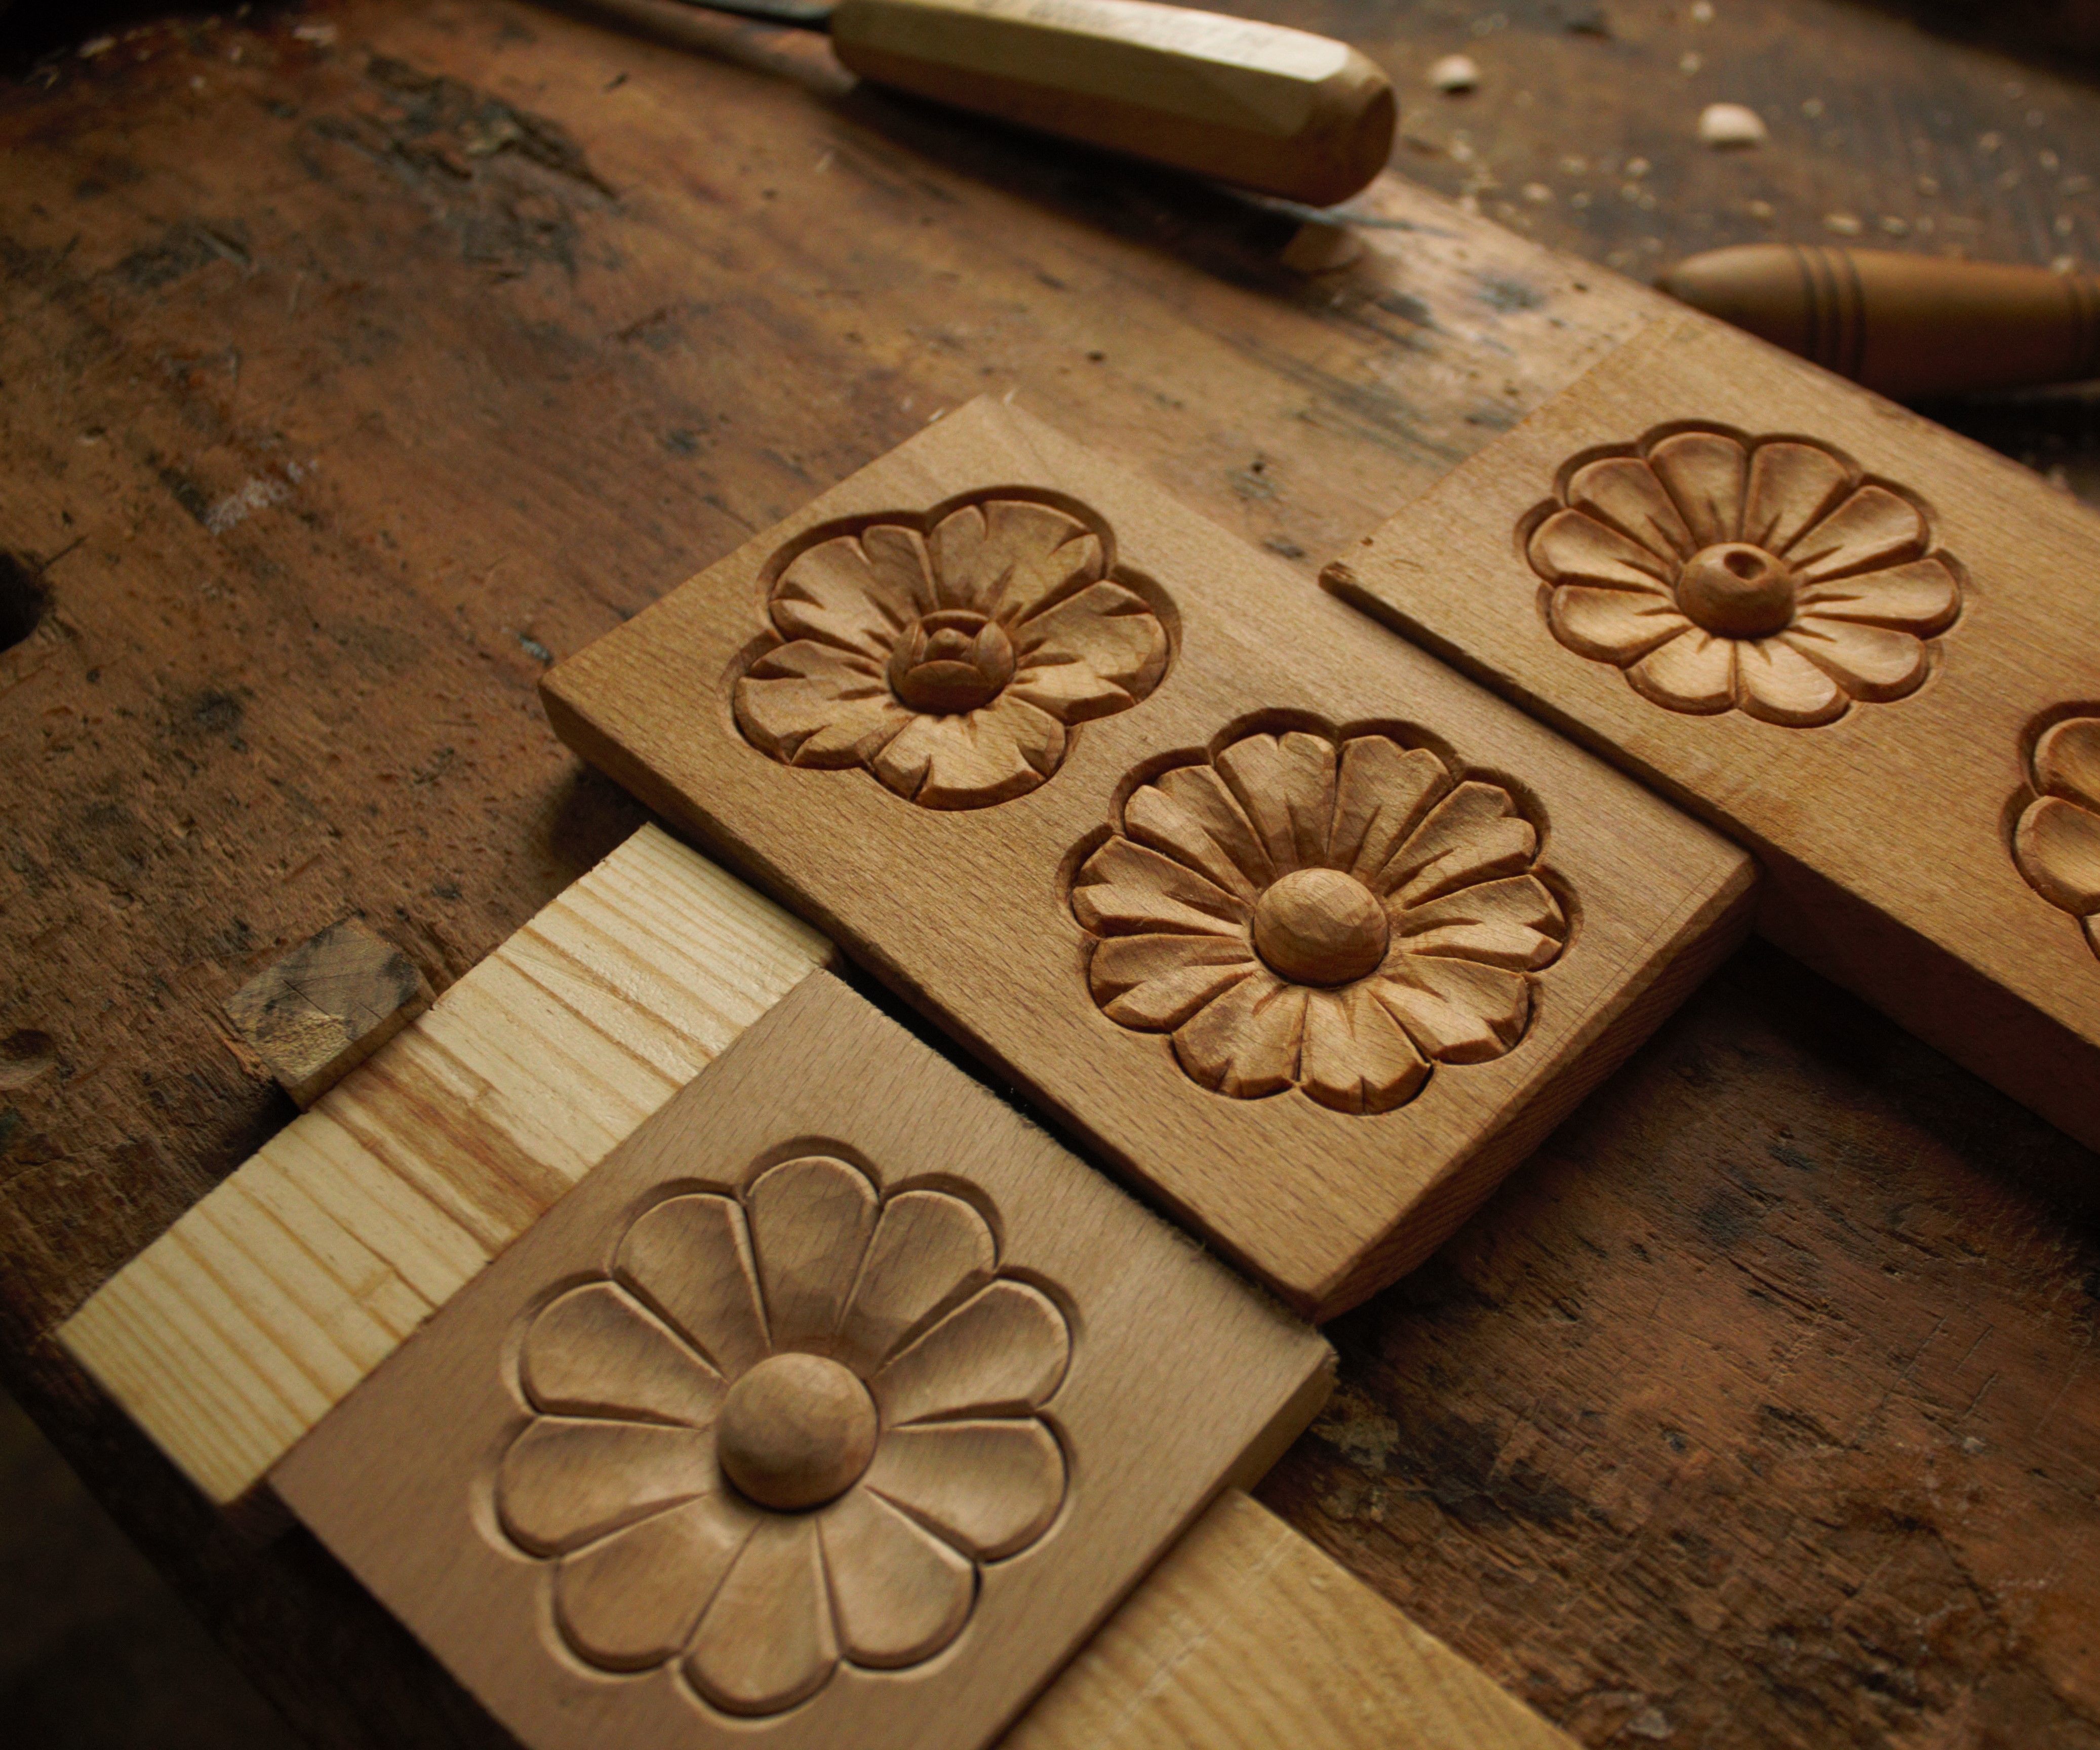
[1003,1490,1576,1750]
[60,826,831,1502]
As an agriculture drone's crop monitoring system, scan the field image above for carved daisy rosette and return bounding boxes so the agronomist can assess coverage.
[1527,428,1962,727]
[2013,715,2100,962]
[733,495,1169,809]
[494,1156,1071,1717]
[1069,727,1568,1115]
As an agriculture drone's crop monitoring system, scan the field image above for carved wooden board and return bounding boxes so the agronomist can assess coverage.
[540,399,1756,1319]
[1327,313,2100,1156]
[59,825,833,1503]
[272,970,1333,1750]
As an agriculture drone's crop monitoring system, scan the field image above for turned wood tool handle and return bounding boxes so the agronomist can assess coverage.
[1658,243,2100,400]
[828,0,1396,206]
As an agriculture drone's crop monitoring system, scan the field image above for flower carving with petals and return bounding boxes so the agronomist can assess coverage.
[2013,716,2100,962]
[494,1157,1071,1717]
[734,497,1169,809]
[1070,728,1568,1115]
[1528,429,1962,727]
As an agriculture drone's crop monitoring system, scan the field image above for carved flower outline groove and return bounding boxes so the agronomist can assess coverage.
[734,496,1169,808]
[2013,716,2100,962]
[494,1157,1071,1717]
[1071,728,1568,1114]
[1527,428,1962,727]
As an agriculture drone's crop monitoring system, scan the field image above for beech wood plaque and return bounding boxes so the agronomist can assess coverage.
[541,400,1755,1318]
[273,971,1333,1750]
[1326,314,2100,1155]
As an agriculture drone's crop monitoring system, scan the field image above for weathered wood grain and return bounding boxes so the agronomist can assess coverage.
[223,917,434,1107]
[58,826,831,1502]
[274,971,1333,1750]
[1004,1488,1576,1750]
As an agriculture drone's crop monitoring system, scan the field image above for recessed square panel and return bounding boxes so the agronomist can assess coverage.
[539,399,1755,1317]
[272,972,1332,1750]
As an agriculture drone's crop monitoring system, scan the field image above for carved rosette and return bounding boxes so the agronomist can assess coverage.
[2013,717,2100,961]
[494,1157,1071,1717]
[1527,429,1961,726]
[1069,728,1568,1114]
[734,497,1168,808]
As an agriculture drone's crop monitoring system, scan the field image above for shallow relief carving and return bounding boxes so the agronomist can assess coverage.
[493,1156,1071,1718]
[733,494,1170,808]
[1525,427,1962,727]
[1068,725,1569,1115]
[2012,715,2100,962]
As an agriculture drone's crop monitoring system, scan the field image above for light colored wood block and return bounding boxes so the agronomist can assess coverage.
[1327,312,2100,1155]
[541,398,1757,1320]
[272,971,1334,1750]
[59,826,832,1504]
[223,917,434,1107]
[1003,1489,1575,1750]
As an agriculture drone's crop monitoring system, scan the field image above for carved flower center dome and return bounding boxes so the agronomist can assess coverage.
[1675,542,1798,640]
[1251,868,1392,987]
[888,609,1018,714]
[717,1352,878,1512]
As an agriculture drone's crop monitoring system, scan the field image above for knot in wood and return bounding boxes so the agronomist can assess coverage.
[1252,868,1391,987]
[717,1352,878,1511]
[889,609,1017,713]
[1677,542,1797,639]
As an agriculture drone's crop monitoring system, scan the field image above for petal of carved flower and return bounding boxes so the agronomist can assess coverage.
[929,500,1103,620]
[864,1420,1066,1560]
[1216,731,1339,871]
[818,1488,975,1669]
[615,1195,770,1379]
[1742,441,1853,553]
[521,1282,725,1427]
[835,1190,997,1374]
[769,527,932,659]
[1072,837,1252,936]
[1629,627,1736,714]
[744,1157,879,1353]
[1171,970,1306,1098]
[1088,933,1260,1029]
[1298,983,1432,1115]
[873,1281,1071,1425]
[2035,718,2100,812]
[498,1417,719,1556]
[684,1514,839,1716]
[870,692,1065,809]
[1549,586,1693,664]
[1787,485,1927,580]
[1398,873,1566,971]
[1008,580,1168,724]
[1567,454,1695,558]
[1528,508,1676,592]
[1374,781,1538,906]
[734,642,910,768]
[1374,957,1532,1063]
[1794,556,1960,633]
[1328,736,1451,882]
[1734,636,1848,726]
[1648,430,1749,548]
[1780,617,1929,701]
[1123,764,1274,900]
[552,1492,754,1671]
[2015,797,2100,913]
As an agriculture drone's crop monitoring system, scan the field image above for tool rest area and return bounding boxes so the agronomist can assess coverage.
[4,1,2098,1746]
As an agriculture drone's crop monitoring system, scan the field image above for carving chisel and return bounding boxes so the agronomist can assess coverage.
[580,0,1397,207]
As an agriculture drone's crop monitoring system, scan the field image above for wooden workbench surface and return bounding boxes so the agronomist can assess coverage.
[2,2,2095,1745]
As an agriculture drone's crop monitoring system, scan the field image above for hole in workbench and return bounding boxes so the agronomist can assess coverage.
[0,552,52,653]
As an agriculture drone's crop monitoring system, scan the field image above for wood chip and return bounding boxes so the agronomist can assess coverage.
[1698,102,1768,148]
[223,918,433,1106]
[1429,55,1479,94]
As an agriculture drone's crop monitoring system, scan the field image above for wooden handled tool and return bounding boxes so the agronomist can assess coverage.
[587,0,1397,206]
[1658,243,2100,401]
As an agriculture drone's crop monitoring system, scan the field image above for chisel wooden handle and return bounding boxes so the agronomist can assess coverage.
[828,0,1396,206]
[1658,243,2100,401]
